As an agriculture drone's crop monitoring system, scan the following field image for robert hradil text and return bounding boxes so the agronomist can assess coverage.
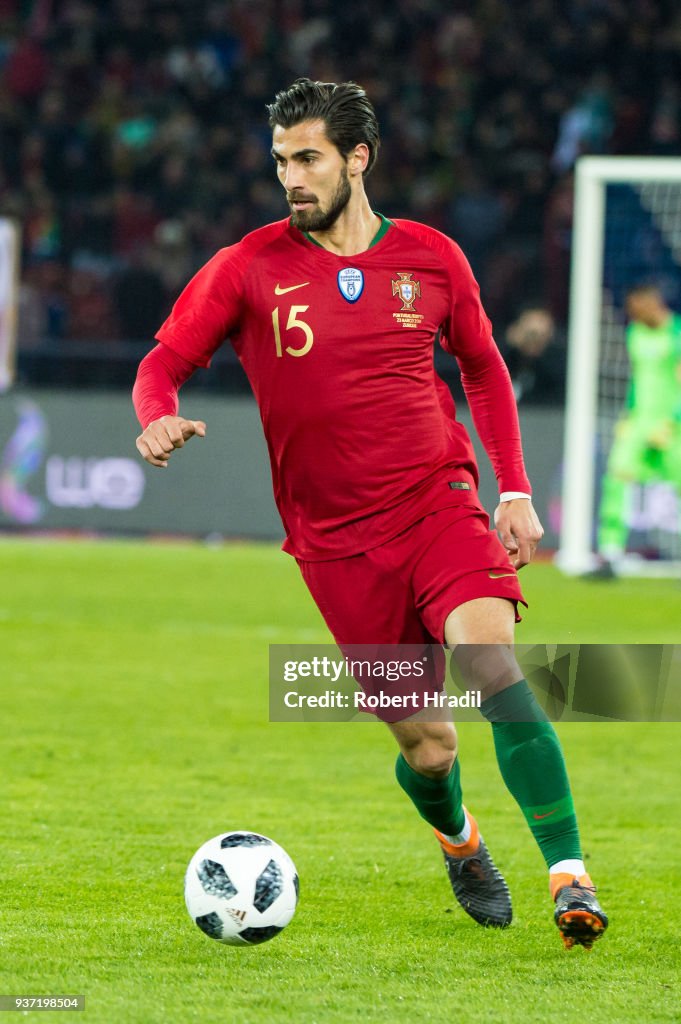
[283,690,482,710]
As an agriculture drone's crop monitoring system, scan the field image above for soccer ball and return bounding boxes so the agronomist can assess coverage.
[184,831,299,945]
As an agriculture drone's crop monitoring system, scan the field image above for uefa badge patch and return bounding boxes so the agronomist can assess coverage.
[337,267,364,303]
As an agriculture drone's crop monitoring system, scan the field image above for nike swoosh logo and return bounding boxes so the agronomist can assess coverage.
[275,282,310,295]
[488,571,515,579]
[533,809,558,820]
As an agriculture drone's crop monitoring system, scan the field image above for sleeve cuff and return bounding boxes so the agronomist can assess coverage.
[499,491,532,502]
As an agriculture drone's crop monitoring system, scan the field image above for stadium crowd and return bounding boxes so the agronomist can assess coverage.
[1,0,680,392]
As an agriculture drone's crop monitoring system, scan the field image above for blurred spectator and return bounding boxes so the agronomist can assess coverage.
[499,306,566,405]
[67,259,116,340]
[543,174,575,325]
[113,245,167,340]
[17,261,68,347]
[551,76,614,173]
[446,160,506,281]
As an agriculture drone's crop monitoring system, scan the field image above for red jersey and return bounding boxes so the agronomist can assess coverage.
[136,216,531,559]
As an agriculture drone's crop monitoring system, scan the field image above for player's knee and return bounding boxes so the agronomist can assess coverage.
[408,738,456,778]
[452,642,520,694]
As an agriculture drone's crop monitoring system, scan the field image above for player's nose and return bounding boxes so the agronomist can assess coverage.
[284,165,306,191]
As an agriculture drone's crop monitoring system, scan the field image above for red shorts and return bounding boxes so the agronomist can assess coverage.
[297,502,526,721]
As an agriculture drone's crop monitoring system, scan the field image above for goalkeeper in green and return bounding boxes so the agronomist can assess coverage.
[597,284,681,563]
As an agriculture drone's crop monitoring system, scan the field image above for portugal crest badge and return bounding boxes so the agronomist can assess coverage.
[391,272,424,328]
[392,272,421,310]
[337,267,364,303]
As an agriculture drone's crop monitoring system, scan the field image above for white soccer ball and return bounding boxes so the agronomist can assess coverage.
[184,831,299,946]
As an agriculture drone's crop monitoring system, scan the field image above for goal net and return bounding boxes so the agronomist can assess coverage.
[558,158,681,575]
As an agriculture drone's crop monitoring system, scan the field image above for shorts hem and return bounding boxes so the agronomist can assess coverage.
[428,578,527,644]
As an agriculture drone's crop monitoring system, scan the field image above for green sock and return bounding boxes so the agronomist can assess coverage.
[481,680,582,867]
[395,753,466,836]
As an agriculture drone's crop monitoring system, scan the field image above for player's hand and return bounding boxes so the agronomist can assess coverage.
[494,498,544,570]
[136,415,206,468]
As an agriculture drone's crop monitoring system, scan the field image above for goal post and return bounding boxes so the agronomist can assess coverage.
[558,157,681,575]
[0,217,21,393]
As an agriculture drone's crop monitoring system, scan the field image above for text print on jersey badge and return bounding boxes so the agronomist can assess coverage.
[337,268,364,303]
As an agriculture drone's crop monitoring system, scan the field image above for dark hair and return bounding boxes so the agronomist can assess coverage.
[267,78,380,176]
[626,282,662,299]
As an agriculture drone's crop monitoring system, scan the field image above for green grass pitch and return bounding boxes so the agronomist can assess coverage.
[1,538,680,1023]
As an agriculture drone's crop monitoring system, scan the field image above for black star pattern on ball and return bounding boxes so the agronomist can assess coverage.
[220,833,273,849]
[195,912,223,940]
[197,859,238,899]
[253,858,283,913]
[240,925,284,944]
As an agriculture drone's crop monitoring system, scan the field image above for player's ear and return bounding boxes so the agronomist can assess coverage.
[348,143,370,177]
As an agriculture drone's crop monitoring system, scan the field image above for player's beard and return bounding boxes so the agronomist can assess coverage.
[288,166,352,232]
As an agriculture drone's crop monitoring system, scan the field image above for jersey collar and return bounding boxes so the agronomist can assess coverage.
[297,212,393,252]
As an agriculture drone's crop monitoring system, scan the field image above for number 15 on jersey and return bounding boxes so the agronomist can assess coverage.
[271,305,314,358]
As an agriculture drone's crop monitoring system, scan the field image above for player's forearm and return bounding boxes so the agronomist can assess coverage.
[132,342,196,429]
[459,347,532,495]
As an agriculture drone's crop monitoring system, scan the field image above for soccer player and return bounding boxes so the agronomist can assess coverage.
[596,283,681,573]
[133,79,607,949]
